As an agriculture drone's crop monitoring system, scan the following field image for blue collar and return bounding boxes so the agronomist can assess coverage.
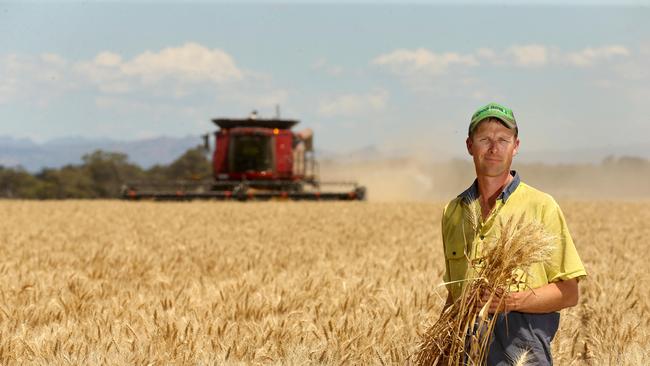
[458,170,521,203]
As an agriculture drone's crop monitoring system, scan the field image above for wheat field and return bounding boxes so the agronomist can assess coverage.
[0,200,648,365]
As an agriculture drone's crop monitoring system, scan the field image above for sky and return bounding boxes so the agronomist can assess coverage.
[1,1,649,160]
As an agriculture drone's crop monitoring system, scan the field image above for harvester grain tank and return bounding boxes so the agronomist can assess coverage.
[122,113,366,201]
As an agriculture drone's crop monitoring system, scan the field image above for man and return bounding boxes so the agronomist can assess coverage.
[441,102,587,365]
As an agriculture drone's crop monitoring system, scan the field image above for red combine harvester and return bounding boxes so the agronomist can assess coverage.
[122,113,366,201]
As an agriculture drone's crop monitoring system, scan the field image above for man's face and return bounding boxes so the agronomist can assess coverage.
[466,119,520,178]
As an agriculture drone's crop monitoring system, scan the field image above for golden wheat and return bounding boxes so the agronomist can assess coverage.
[0,200,647,365]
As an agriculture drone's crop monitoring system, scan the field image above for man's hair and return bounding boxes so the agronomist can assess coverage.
[468,117,519,139]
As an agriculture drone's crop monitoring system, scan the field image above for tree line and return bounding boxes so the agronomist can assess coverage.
[0,146,211,199]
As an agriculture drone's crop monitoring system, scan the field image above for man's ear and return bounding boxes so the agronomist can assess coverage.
[513,138,520,156]
[466,137,473,156]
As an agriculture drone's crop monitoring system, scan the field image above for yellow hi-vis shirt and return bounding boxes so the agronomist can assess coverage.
[442,171,587,302]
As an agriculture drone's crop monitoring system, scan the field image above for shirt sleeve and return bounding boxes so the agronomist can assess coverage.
[542,200,587,283]
[441,203,451,284]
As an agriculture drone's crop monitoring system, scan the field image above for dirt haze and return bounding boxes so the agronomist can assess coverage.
[320,156,650,202]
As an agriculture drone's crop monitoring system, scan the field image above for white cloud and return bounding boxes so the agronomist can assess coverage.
[75,58,129,93]
[565,45,630,67]
[0,53,74,105]
[94,51,122,67]
[492,44,629,68]
[506,44,549,68]
[373,48,479,76]
[120,43,242,84]
[0,55,21,103]
[75,43,243,94]
[370,43,637,101]
[374,44,632,77]
[1,42,245,105]
[475,47,499,63]
[0,43,273,117]
[312,58,344,77]
[318,89,389,117]
[602,44,650,104]
[40,53,67,66]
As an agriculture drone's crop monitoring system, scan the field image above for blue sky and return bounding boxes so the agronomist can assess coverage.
[1,1,649,160]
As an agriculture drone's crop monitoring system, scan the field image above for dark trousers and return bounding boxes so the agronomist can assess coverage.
[486,311,560,366]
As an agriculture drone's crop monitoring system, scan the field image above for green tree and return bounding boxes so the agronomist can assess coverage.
[0,166,42,198]
[156,146,211,180]
[1,146,212,199]
[35,166,96,198]
[81,150,144,197]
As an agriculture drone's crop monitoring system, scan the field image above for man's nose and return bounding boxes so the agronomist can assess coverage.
[488,140,499,153]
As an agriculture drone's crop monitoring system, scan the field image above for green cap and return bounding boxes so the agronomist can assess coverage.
[469,102,517,135]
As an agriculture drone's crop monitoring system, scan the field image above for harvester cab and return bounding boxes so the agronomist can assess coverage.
[122,113,366,201]
[211,117,315,185]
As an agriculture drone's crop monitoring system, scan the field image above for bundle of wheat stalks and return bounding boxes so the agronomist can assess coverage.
[413,200,556,365]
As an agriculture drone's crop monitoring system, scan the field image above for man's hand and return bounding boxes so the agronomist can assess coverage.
[478,287,519,314]
[477,278,580,314]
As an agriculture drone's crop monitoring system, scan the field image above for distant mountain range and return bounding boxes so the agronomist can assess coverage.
[0,135,202,172]
[1,135,648,172]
